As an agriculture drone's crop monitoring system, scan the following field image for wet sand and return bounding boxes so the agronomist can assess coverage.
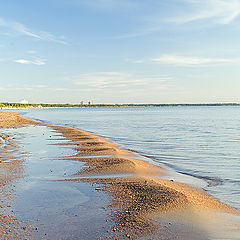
[0,113,35,239]
[0,111,240,239]
[0,111,40,128]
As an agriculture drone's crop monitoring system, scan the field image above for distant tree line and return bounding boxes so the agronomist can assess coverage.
[0,102,39,108]
[0,102,240,109]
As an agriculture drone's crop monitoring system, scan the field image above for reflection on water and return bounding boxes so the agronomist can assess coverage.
[3,126,114,240]
[19,106,240,210]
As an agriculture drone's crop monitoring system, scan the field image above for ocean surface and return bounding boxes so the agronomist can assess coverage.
[18,106,240,210]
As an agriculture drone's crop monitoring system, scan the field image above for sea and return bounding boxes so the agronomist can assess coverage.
[18,106,240,210]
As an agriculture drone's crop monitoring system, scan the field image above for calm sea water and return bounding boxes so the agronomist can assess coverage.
[19,106,240,209]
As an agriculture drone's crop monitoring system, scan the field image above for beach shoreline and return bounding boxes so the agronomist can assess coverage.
[0,111,239,239]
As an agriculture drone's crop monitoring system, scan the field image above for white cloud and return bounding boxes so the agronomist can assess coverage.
[53,87,92,92]
[0,17,67,44]
[15,58,46,65]
[125,58,145,63]
[32,59,46,65]
[36,85,47,88]
[74,72,173,90]
[168,0,240,25]
[0,85,48,91]
[152,54,237,66]
[0,87,32,91]
[12,22,42,39]
[15,59,31,64]
[113,0,240,39]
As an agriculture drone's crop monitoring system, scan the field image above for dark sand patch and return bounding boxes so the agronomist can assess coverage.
[74,156,136,176]
[80,176,189,239]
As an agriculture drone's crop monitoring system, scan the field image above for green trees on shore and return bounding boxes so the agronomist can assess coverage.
[0,102,239,109]
[0,103,39,108]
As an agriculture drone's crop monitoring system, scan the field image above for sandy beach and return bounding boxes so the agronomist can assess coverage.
[0,111,240,240]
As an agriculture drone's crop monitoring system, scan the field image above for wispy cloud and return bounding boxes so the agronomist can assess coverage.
[0,87,32,91]
[0,85,48,91]
[168,0,240,25]
[152,54,238,66]
[0,17,67,44]
[12,22,43,39]
[125,58,145,64]
[15,58,46,65]
[74,72,173,90]
[36,85,47,88]
[112,0,240,39]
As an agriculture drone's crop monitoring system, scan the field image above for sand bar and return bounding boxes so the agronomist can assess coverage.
[0,111,240,239]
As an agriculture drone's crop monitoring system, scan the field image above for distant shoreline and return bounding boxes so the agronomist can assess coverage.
[1,102,240,110]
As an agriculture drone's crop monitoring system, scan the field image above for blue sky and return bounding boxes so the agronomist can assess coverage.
[0,0,240,104]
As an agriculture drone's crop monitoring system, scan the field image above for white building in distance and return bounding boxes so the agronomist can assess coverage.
[20,99,29,104]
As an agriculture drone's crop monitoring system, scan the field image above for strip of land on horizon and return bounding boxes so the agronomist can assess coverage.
[1,102,240,110]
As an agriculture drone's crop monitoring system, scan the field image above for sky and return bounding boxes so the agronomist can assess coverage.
[0,0,240,104]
